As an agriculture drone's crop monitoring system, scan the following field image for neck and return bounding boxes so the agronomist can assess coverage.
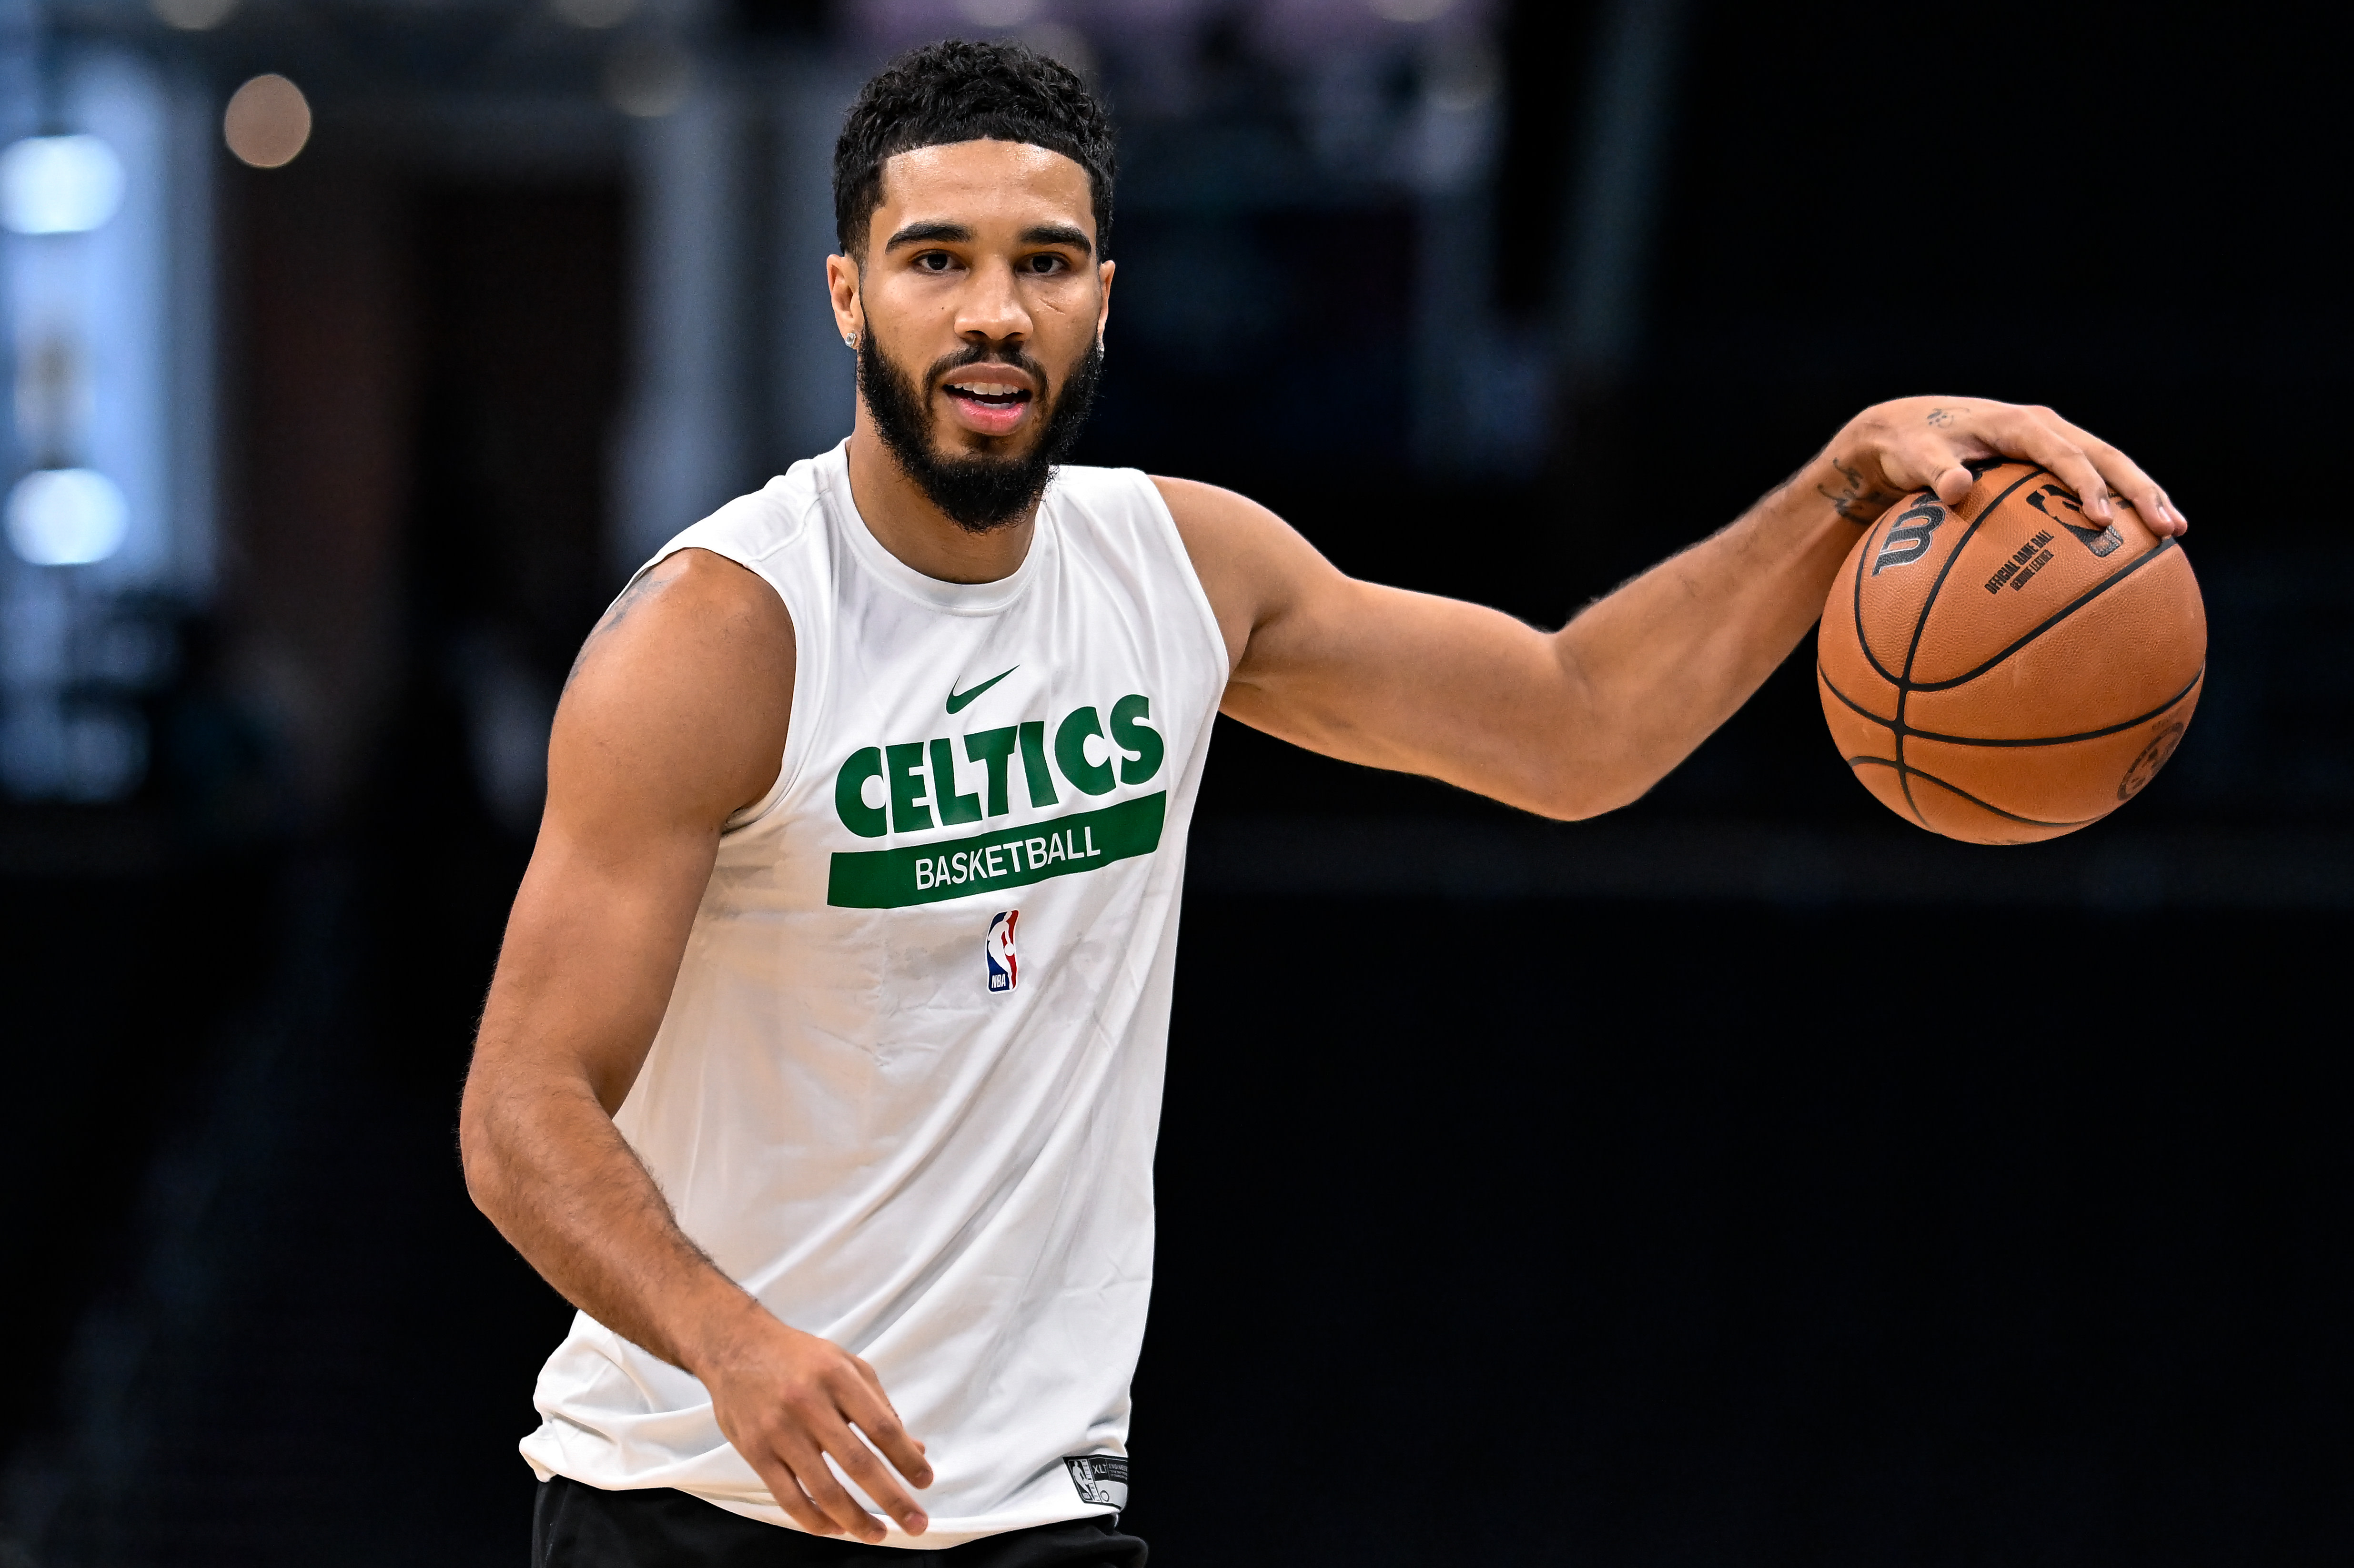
[844,406,1039,585]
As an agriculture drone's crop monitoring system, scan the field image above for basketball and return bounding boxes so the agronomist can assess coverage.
[1816,459,2206,844]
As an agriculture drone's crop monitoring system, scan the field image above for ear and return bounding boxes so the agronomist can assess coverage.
[827,253,863,345]
[1095,258,1115,344]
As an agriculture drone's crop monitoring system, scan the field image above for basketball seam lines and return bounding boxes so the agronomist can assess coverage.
[1849,496,1929,821]
[1832,465,2196,831]
[1904,536,2185,692]
[1848,501,1920,691]
[1842,757,2108,829]
[1819,662,2204,747]
[1871,466,2048,830]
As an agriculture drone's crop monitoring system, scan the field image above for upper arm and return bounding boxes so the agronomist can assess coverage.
[1154,475,1578,810]
[472,548,796,1112]
[1151,474,1319,678]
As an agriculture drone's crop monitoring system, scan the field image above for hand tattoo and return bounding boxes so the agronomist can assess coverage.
[1818,455,1899,524]
[1925,407,1955,427]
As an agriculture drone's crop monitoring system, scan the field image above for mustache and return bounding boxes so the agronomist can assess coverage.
[857,327,1103,534]
[921,340,1051,397]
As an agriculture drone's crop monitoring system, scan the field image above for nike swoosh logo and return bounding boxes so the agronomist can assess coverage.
[946,665,1018,714]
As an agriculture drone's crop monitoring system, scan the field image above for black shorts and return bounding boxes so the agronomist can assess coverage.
[532,1476,1149,1567]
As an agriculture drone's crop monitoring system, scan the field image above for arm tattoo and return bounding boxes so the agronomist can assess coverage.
[1925,407,1955,427]
[1817,455,1899,524]
[563,569,671,691]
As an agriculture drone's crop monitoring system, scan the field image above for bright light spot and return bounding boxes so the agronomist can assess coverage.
[604,40,693,118]
[224,74,313,168]
[551,0,637,28]
[956,0,1042,25]
[152,0,239,30]
[1370,0,1457,21]
[6,469,130,566]
[0,136,127,235]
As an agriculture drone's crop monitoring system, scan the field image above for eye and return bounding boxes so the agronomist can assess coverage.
[1023,253,1071,275]
[913,250,957,273]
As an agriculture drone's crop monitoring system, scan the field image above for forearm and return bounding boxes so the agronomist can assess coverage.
[458,546,939,1541]
[1201,397,2180,825]
[459,819,758,1374]
[1542,451,1862,813]
[461,1064,758,1371]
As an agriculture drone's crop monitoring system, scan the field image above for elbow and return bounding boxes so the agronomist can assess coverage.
[456,1077,505,1221]
[1529,790,1626,824]
[1523,762,1656,823]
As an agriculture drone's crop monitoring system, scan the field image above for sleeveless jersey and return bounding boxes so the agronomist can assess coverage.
[519,441,1229,1546]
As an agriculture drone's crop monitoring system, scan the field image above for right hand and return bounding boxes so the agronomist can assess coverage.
[693,1300,935,1541]
[1821,396,2185,536]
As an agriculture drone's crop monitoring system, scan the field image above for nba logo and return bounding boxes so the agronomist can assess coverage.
[986,910,1019,992]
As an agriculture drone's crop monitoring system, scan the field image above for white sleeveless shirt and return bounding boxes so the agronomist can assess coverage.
[520,442,1228,1546]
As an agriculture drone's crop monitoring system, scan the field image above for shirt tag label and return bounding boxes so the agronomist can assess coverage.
[1063,1455,1129,1510]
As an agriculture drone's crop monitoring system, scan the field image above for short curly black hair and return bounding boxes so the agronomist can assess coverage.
[833,39,1116,261]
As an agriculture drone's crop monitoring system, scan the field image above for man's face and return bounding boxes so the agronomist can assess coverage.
[831,139,1113,530]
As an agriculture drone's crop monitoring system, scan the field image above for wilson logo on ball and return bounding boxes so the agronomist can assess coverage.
[1871,496,1947,574]
[1815,457,2207,847]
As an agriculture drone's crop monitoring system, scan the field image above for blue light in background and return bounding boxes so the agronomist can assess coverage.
[7,467,129,565]
[0,134,126,236]
[1,50,210,803]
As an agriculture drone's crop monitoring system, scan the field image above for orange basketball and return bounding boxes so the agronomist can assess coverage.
[1817,459,2206,844]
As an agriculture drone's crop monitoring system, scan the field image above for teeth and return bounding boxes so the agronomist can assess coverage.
[950,381,1025,397]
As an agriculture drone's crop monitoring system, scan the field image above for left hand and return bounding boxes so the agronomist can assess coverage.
[1816,395,2186,537]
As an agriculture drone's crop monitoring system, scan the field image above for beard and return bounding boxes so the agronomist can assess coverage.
[857,328,1104,534]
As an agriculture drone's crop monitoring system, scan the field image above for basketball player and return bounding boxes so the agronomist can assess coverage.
[459,39,2183,1567]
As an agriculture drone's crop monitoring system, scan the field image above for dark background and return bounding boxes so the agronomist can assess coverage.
[6,0,2351,1562]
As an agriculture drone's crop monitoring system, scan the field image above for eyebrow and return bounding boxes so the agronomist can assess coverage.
[1020,223,1092,256]
[882,219,1094,257]
[885,221,973,251]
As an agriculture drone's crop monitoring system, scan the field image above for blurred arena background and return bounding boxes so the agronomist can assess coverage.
[2,1,2348,1562]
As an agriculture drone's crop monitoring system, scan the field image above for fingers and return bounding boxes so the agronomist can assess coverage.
[741,1375,931,1542]
[739,1444,851,1539]
[2043,412,2187,537]
[845,1357,937,1490]
[1856,397,2183,539]
[1990,405,2115,525]
[1987,404,2187,539]
[1930,463,1976,508]
[825,1369,931,1537]
[823,1414,932,1538]
[718,1383,929,1540]
[700,1319,937,1543]
[779,1422,904,1544]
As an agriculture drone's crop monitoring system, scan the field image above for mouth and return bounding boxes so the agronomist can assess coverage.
[940,373,1037,438]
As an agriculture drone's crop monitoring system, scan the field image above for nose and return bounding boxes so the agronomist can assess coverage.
[955,255,1032,347]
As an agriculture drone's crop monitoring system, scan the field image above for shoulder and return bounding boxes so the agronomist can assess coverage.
[1150,474,1337,590]
[1147,476,1346,676]
[1148,475,1288,537]
[626,545,792,626]
[586,547,795,700]
[555,547,796,821]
